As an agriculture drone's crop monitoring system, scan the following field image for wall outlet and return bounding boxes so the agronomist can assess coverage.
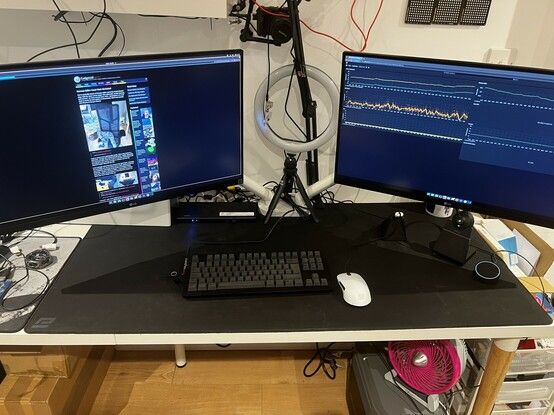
[484,48,516,65]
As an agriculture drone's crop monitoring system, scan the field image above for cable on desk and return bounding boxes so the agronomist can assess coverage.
[1,267,50,312]
[8,229,58,248]
[0,252,16,277]
[303,343,339,380]
[1,239,53,312]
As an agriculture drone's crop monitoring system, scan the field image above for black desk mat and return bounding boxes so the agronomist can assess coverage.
[25,204,552,334]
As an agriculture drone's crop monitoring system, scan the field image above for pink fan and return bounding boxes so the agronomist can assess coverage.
[388,340,462,395]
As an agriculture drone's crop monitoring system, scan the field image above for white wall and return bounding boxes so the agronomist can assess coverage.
[0,0,227,17]
[0,0,547,202]
[506,0,554,69]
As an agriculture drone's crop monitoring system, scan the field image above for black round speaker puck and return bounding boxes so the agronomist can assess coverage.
[474,261,501,283]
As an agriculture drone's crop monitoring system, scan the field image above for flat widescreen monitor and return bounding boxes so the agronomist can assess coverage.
[0,50,243,234]
[335,53,554,228]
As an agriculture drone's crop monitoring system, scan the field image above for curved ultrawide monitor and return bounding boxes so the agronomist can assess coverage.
[0,50,243,234]
[335,53,554,228]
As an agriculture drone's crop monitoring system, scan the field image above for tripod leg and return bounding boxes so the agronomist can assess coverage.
[264,176,288,224]
[294,174,319,223]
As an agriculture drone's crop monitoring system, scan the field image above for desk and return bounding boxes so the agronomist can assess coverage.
[1,203,552,414]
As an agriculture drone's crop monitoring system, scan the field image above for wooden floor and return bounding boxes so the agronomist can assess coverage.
[91,349,349,415]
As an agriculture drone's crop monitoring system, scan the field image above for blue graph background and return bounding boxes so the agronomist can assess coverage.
[458,80,554,175]
[343,68,475,141]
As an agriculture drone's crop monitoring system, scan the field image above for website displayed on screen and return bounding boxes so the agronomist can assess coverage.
[0,52,242,229]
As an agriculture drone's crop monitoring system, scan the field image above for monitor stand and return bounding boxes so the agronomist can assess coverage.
[69,200,171,227]
[425,202,454,218]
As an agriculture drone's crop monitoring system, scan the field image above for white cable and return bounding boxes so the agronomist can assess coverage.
[41,243,59,251]
[254,64,339,154]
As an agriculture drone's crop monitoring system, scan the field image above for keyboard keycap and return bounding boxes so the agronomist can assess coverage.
[219,281,265,289]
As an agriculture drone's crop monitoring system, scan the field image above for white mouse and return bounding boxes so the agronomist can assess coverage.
[336,272,372,307]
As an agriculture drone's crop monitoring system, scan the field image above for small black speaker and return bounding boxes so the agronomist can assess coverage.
[432,228,471,264]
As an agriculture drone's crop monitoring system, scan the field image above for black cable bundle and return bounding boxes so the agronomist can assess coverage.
[303,343,339,380]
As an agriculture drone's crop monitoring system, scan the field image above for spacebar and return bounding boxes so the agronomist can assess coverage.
[218,281,266,289]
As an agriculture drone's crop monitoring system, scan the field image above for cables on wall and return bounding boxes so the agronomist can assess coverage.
[27,0,126,62]
[250,0,385,52]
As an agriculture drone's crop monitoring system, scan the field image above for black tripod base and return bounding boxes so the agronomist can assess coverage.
[264,155,318,224]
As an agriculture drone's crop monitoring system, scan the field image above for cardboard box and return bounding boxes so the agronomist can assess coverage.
[503,219,554,277]
[0,346,90,378]
[0,346,113,415]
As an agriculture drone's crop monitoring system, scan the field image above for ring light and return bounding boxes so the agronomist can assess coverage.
[254,64,339,154]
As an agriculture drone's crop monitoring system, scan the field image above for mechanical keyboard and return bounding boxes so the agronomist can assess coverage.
[183,250,332,297]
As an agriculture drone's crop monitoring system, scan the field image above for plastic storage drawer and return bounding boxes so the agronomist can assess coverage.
[497,377,554,403]
[508,349,554,375]
[492,402,549,415]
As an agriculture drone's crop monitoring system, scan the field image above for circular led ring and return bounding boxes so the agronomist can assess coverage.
[254,64,339,154]
[474,261,501,281]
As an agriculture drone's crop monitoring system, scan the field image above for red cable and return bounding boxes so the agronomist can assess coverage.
[350,0,366,47]
[361,0,384,51]
[300,21,357,52]
[250,0,383,52]
[250,0,288,17]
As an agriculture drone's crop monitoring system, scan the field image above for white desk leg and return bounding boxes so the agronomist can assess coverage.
[174,344,187,368]
[472,338,519,415]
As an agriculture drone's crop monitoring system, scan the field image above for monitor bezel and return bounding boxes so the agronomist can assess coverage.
[334,52,554,229]
[0,49,244,235]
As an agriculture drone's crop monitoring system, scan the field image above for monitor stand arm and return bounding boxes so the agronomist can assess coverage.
[237,0,320,191]
[287,0,320,192]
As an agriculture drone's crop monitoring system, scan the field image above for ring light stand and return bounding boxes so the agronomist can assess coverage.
[253,64,339,223]
[237,0,339,223]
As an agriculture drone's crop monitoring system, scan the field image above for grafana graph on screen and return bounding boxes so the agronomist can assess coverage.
[342,56,554,175]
